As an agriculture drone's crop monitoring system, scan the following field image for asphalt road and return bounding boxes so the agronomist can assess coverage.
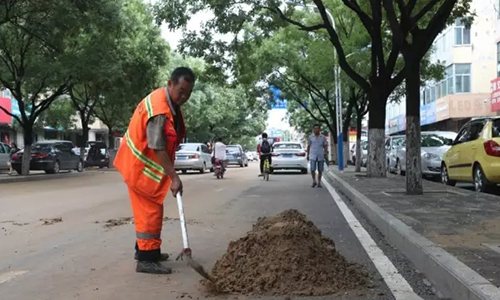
[0,163,444,300]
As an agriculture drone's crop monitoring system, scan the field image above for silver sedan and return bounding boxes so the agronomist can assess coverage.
[395,131,457,178]
[174,143,213,174]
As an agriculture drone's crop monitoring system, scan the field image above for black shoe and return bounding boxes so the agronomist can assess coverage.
[134,252,169,261]
[312,182,317,188]
[258,174,263,177]
[136,261,172,274]
[317,183,322,188]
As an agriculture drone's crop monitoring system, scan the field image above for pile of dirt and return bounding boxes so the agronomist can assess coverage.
[40,218,62,225]
[206,209,370,296]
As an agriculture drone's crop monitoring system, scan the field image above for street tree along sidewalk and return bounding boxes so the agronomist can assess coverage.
[155,0,471,194]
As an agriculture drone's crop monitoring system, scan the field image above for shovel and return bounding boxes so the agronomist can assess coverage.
[174,193,212,281]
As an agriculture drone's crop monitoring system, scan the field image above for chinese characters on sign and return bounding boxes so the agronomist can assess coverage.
[491,77,500,112]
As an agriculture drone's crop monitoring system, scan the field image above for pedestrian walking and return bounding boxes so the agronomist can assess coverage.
[114,67,195,275]
[307,124,328,188]
[8,142,19,176]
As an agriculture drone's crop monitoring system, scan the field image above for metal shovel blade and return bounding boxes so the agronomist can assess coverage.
[176,247,212,281]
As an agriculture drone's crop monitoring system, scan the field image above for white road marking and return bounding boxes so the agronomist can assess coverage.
[322,178,424,300]
[0,271,28,285]
[215,188,224,192]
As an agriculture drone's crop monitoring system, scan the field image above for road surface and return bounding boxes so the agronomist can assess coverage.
[1,163,443,300]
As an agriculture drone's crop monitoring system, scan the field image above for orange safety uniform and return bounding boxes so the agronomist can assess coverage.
[114,88,185,261]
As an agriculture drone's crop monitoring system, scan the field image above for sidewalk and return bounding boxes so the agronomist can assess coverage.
[324,167,500,300]
[0,168,114,184]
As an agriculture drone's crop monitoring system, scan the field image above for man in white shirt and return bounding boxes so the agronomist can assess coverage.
[213,137,226,171]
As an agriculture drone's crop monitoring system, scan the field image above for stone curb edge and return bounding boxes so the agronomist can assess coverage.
[324,169,500,300]
[0,171,102,185]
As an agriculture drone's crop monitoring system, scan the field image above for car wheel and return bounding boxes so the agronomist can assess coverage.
[301,168,308,174]
[239,162,244,167]
[182,170,187,174]
[441,163,456,186]
[200,163,206,174]
[474,164,491,193]
[76,160,84,172]
[210,167,214,172]
[46,161,60,174]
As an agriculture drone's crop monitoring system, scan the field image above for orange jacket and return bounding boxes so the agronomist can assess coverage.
[114,88,185,200]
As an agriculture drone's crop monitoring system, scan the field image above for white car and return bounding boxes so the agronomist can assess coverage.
[174,143,213,174]
[246,152,254,161]
[270,142,308,174]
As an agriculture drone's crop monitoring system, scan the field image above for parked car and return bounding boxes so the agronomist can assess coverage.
[442,117,500,192]
[85,141,110,168]
[393,131,457,178]
[350,140,368,167]
[386,135,405,173]
[10,140,84,174]
[226,144,248,167]
[174,143,213,174]
[270,142,308,174]
[0,142,12,170]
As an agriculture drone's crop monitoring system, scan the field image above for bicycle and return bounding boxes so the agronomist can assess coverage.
[263,156,270,181]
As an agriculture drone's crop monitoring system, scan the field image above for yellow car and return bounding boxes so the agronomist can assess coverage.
[441,117,500,192]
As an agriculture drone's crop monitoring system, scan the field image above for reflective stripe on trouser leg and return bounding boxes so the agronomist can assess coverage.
[128,187,163,261]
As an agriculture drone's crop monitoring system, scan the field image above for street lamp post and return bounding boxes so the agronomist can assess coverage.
[319,9,343,171]
[284,2,344,170]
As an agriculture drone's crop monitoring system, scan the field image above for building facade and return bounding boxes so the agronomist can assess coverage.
[386,0,499,135]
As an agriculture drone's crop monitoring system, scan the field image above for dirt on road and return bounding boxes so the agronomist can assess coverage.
[206,209,370,296]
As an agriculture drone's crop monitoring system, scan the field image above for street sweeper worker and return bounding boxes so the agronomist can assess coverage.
[114,67,196,275]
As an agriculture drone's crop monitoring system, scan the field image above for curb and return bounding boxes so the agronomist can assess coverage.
[324,169,500,300]
[0,170,103,185]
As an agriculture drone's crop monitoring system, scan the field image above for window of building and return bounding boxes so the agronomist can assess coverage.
[455,64,471,93]
[497,42,500,77]
[455,19,471,45]
[445,65,454,95]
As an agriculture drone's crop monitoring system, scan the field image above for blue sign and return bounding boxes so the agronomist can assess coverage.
[11,98,20,116]
[420,102,437,126]
[269,86,288,109]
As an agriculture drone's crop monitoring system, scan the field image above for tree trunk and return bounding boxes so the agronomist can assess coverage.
[367,89,387,177]
[343,100,353,168]
[355,114,363,172]
[80,119,89,161]
[108,128,115,149]
[404,55,423,195]
[21,126,33,176]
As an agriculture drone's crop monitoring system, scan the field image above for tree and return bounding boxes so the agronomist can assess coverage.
[39,96,76,131]
[94,0,171,148]
[0,0,120,175]
[155,0,470,183]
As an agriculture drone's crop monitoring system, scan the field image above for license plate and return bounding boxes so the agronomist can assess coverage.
[282,154,293,158]
[176,156,187,160]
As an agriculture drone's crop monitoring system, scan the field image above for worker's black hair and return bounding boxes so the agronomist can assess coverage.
[262,132,268,138]
[170,67,196,84]
[313,124,321,128]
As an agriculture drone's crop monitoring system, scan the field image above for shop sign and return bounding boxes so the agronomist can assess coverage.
[0,97,11,124]
[491,77,500,111]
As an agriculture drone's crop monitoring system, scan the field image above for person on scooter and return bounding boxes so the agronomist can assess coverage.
[258,132,272,177]
[213,137,226,174]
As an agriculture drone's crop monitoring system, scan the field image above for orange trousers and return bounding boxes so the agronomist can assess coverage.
[128,187,164,261]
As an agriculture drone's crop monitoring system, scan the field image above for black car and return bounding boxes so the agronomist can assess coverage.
[85,141,110,168]
[11,140,84,175]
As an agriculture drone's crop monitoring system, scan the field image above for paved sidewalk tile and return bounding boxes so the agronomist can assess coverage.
[330,168,500,288]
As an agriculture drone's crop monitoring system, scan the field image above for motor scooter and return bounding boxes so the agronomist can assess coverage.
[214,158,225,179]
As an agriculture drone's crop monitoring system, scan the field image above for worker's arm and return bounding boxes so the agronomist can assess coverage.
[257,143,261,156]
[147,115,182,197]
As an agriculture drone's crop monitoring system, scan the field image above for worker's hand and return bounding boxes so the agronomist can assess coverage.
[171,175,183,197]
[307,155,310,161]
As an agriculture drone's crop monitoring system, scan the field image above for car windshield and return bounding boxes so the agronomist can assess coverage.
[227,146,240,153]
[177,144,199,152]
[274,143,302,149]
[493,120,500,137]
[32,143,53,153]
[421,134,454,147]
